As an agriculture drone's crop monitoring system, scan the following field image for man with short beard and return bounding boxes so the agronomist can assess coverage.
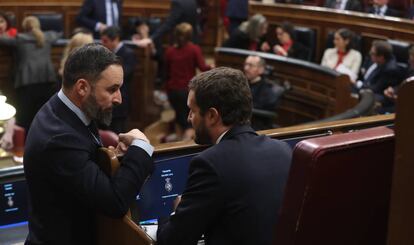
[23,43,154,245]
[157,67,292,245]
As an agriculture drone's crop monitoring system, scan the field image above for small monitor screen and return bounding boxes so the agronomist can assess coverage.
[136,153,196,222]
[0,179,28,228]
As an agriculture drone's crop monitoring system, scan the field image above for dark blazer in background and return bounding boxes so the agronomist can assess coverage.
[407,6,414,19]
[77,0,122,37]
[157,125,292,245]
[363,57,404,94]
[110,43,137,133]
[367,6,400,17]
[324,0,362,11]
[150,0,198,43]
[24,94,153,244]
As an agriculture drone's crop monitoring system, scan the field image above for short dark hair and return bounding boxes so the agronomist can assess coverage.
[336,28,355,52]
[280,21,296,41]
[63,43,121,88]
[189,67,252,126]
[372,40,393,60]
[101,26,122,41]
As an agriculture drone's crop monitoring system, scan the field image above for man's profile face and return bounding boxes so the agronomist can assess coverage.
[244,56,264,82]
[82,64,123,125]
[187,90,211,145]
[101,35,117,51]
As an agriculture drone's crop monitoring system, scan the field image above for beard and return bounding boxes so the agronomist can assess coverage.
[82,93,113,126]
[194,119,212,145]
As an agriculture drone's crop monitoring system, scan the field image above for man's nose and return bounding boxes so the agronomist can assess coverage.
[113,89,122,105]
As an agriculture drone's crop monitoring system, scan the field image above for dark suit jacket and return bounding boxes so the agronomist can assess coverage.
[225,0,248,19]
[23,94,153,245]
[113,43,137,119]
[324,0,362,11]
[157,125,292,245]
[77,0,122,37]
[150,0,198,43]
[407,6,414,19]
[367,5,400,17]
[363,57,404,94]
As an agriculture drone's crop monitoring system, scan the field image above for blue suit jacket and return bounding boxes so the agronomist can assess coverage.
[76,0,122,36]
[24,94,153,244]
[225,0,249,19]
[157,125,292,245]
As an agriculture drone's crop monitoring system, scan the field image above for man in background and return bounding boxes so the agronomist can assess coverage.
[101,26,136,133]
[77,0,122,38]
[244,55,284,130]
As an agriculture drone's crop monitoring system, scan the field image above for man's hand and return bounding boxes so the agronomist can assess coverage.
[116,129,150,154]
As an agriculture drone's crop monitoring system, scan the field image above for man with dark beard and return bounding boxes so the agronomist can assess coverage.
[156,67,292,245]
[23,43,154,245]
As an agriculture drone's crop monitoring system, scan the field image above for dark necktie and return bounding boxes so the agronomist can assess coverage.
[88,121,103,146]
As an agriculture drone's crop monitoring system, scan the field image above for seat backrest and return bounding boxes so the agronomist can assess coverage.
[274,126,395,245]
[387,39,411,65]
[387,79,414,245]
[98,130,119,148]
[32,13,63,33]
[294,26,315,61]
[324,31,363,53]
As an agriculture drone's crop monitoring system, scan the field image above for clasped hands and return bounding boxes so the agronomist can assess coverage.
[108,129,150,156]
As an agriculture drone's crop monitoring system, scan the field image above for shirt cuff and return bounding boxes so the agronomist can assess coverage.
[95,22,101,32]
[131,139,154,156]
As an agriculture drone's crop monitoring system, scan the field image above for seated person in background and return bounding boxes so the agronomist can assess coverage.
[58,31,94,78]
[101,26,137,134]
[378,46,414,113]
[321,28,362,82]
[367,0,399,17]
[244,55,284,130]
[156,67,292,245]
[76,0,122,38]
[356,40,403,96]
[0,11,17,37]
[323,0,362,11]
[222,14,268,51]
[262,21,309,61]
[165,23,212,141]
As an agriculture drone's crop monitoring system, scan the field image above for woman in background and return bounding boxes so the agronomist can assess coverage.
[222,14,268,51]
[264,21,309,60]
[321,28,362,82]
[0,16,60,132]
[165,22,212,141]
[58,32,94,77]
[0,11,17,37]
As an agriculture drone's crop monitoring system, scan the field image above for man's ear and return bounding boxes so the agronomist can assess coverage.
[205,107,221,127]
[74,79,90,98]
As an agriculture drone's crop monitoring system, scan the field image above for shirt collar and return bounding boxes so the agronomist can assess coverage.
[114,42,123,54]
[58,89,91,126]
[215,130,229,144]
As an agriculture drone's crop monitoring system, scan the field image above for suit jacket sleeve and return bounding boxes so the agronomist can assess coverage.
[151,1,183,41]
[77,0,99,31]
[46,134,153,218]
[157,156,224,245]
